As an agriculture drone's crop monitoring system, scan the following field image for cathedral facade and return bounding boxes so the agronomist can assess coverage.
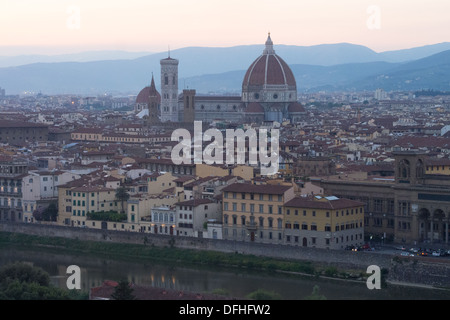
[135,34,305,124]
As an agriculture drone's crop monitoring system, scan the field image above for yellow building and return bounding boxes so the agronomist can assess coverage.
[71,128,103,142]
[57,184,75,226]
[425,158,450,175]
[70,186,119,227]
[221,183,295,244]
[124,194,179,232]
[283,196,365,249]
[147,172,190,196]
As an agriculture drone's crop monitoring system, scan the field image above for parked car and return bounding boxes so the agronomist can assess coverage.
[400,251,414,257]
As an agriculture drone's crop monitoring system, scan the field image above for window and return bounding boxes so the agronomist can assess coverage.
[277,218,282,229]
[250,204,255,213]
[259,204,264,213]
[232,203,237,211]
[268,206,273,214]
[241,203,246,212]
[224,202,229,211]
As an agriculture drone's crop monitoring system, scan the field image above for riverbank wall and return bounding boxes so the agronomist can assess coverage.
[1,221,449,288]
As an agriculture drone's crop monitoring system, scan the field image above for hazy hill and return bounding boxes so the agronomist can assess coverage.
[0,42,450,94]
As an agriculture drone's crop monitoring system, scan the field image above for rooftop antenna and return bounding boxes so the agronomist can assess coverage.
[168,45,170,58]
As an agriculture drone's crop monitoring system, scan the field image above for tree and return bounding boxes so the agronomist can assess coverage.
[111,280,135,300]
[43,202,58,221]
[0,262,87,300]
[115,187,130,213]
[32,202,58,222]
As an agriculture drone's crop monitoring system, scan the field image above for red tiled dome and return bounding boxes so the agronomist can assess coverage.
[242,35,296,89]
[136,76,161,104]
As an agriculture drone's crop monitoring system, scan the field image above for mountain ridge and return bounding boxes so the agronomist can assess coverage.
[1,43,450,95]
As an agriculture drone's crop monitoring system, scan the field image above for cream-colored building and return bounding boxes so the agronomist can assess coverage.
[283,196,365,249]
[221,183,295,244]
[61,185,119,228]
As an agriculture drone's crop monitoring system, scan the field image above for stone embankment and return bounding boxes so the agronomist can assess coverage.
[1,222,449,288]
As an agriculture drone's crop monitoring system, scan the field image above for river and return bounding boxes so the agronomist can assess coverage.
[0,245,449,300]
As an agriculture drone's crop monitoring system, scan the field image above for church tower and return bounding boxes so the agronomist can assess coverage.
[160,53,179,122]
[183,89,196,123]
[147,74,160,125]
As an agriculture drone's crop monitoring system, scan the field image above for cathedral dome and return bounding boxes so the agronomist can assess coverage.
[242,34,296,90]
[136,76,161,104]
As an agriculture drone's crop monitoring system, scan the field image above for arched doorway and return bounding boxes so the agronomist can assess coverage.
[302,237,307,247]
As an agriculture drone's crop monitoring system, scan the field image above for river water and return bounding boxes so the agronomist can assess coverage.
[0,245,449,300]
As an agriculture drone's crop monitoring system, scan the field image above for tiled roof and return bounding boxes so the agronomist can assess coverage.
[243,53,296,88]
[285,197,365,210]
[222,182,292,195]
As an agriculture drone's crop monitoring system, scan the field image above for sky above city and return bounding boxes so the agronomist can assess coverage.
[1,0,449,55]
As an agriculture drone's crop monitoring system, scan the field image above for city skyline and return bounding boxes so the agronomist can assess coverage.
[1,0,449,55]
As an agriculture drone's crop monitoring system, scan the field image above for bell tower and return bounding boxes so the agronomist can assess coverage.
[160,51,179,122]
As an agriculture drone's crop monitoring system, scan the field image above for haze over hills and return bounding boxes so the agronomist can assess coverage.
[0,42,449,95]
[0,50,153,68]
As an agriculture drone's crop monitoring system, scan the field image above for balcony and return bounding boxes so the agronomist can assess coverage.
[0,191,22,197]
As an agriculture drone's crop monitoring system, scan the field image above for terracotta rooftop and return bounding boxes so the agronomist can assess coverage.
[285,196,365,210]
[222,182,292,195]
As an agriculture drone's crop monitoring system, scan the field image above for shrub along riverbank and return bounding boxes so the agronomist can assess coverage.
[0,231,372,283]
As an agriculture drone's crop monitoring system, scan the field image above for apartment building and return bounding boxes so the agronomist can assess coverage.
[0,158,28,222]
[175,199,220,237]
[22,170,81,222]
[67,185,118,227]
[221,183,295,243]
[283,196,365,249]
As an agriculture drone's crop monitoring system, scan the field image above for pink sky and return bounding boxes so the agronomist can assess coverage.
[1,0,449,55]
